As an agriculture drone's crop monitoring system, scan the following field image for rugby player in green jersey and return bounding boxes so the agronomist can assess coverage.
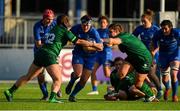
[106,23,158,102]
[104,57,158,102]
[4,14,101,103]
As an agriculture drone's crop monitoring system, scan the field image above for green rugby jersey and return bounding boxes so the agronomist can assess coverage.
[117,32,151,58]
[41,25,77,56]
[110,70,135,92]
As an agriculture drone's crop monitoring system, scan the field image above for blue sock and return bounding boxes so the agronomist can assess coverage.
[69,72,79,84]
[92,85,97,91]
[157,86,162,91]
[70,82,84,97]
[172,81,178,96]
[39,82,48,97]
[163,80,170,90]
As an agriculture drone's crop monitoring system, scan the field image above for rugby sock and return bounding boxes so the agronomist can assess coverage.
[70,82,84,97]
[49,92,56,100]
[163,80,170,90]
[92,85,97,91]
[172,81,178,96]
[140,84,154,98]
[9,84,18,94]
[157,86,162,92]
[69,72,79,85]
[39,82,48,97]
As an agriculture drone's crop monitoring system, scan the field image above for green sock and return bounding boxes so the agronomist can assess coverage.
[49,92,57,100]
[140,83,154,98]
[9,84,18,94]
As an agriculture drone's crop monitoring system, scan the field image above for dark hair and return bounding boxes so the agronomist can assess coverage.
[98,15,109,23]
[80,15,92,24]
[141,9,154,22]
[108,23,124,33]
[56,14,71,29]
[160,20,173,28]
[111,57,124,67]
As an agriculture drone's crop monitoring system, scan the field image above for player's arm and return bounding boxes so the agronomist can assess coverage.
[151,33,159,57]
[83,42,103,51]
[66,31,95,47]
[105,37,122,46]
[35,40,43,48]
[33,25,43,48]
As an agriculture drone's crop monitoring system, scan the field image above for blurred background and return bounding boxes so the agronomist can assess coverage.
[0,0,179,81]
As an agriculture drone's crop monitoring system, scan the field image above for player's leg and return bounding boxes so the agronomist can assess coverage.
[69,68,92,102]
[37,68,48,100]
[161,67,171,101]
[129,85,145,98]
[66,54,83,95]
[69,56,96,102]
[65,64,83,95]
[170,61,179,102]
[118,61,132,80]
[155,63,164,99]
[87,62,100,95]
[46,64,62,103]
[149,63,162,98]
[4,63,43,102]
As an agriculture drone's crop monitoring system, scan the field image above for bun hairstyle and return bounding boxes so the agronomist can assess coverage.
[56,14,71,29]
[142,9,154,22]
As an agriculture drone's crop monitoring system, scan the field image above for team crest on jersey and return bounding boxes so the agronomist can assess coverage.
[142,63,148,69]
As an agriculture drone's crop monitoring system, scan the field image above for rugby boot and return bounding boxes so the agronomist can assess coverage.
[144,95,159,102]
[164,89,170,101]
[156,90,163,99]
[40,96,48,101]
[4,90,13,102]
[57,90,62,98]
[49,98,63,103]
[68,96,76,102]
[172,95,178,102]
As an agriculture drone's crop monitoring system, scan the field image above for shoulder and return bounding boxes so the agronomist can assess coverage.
[152,24,160,31]
[51,20,57,26]
[172,28,180,37]
[134,25,144,31]
[133,25,143,35]
[71,24,81,31]
[89,27,98,33]
[34,20,42,29]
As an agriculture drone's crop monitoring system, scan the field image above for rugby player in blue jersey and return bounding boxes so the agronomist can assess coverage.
[152,20,180,102]
[87,15,112,95]
[33,9,61,100]
[133,9,163,99]
[65,15,103,102]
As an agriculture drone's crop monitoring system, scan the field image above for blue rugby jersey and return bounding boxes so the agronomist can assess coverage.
[70,24,101,55]
[133,24,160,50]
[153,28,180,53]
[33,20,56,53]
[96,28,112,65]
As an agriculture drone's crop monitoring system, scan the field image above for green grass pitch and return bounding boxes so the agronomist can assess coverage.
[0,82,180,110]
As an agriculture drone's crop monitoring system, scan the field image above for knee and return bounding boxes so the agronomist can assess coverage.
[73,71,82,78]
[25,75,33,81]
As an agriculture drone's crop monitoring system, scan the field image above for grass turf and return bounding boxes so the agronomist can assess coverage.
[0,82,180,110]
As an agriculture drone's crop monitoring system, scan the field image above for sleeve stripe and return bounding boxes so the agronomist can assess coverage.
[71,36,77,42]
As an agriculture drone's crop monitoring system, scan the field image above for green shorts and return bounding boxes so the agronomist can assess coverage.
[33,49,58,67]
[126,51,152,74]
